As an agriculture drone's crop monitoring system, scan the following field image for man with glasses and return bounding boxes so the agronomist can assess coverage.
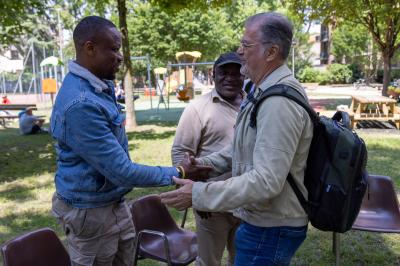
[161,12,313,265]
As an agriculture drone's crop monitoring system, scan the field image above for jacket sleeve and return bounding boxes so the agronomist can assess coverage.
[192,97,306,211]
[196,144,233,176]
[171,104,202,166]
[63,101,178,188]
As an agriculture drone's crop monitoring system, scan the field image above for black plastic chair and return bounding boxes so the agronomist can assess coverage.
[130,195,198,266]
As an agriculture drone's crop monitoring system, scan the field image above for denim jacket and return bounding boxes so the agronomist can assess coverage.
[50,61,178,208]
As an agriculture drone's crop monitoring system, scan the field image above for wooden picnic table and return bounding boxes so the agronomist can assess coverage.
[349,95,399,129]
[0,114,45,127]
[0,104,37,111]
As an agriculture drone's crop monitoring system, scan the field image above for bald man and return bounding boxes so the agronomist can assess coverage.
[50,16,210,266]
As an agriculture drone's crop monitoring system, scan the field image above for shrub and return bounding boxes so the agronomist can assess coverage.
[317,72,330,85]
[327,63,352,84]
[298,67,320,83]
[348,63,363,82]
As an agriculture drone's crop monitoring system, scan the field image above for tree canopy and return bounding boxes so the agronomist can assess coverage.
[286,0,400,94]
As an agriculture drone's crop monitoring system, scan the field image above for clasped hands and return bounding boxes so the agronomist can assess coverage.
[160,153,213,218]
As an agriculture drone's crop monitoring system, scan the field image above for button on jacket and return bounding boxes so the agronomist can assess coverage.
[50,61,178,208]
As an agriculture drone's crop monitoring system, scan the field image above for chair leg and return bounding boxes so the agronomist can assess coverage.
[181,208,188,228]
[333,232,340,266]
[133,234,141,266]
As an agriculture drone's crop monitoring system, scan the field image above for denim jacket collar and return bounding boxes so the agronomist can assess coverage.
[68,60,111,93]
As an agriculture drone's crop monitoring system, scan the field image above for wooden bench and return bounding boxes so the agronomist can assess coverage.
[349,95,399,129]
[0,104,37,111]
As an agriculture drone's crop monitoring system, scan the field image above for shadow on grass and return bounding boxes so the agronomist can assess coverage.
[126,129,176,141]
[0,178,53,202]
[0,128,56,183]
[294,227,400,265]
[135,107,183,127]
[0,210,61,244]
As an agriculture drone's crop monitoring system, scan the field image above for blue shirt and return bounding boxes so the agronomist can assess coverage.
[50,61,178,208]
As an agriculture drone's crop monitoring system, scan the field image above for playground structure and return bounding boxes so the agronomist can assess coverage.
[164,51,201,101]
[40,56,63,105]
[154,67,168,110]
[0,43,64,104]
[1,45,215,110]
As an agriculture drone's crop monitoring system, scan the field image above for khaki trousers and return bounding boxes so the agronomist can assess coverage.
[52,194,135,266]
[194,210,241,266]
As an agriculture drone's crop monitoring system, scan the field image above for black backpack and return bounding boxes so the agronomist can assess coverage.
[248,83,368,233]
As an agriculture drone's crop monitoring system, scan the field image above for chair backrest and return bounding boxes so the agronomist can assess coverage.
[1,228,70,266]
[363,175,400,213]
[130,195,179,233]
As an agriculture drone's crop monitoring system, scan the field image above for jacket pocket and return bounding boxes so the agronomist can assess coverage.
[50,112,65,141]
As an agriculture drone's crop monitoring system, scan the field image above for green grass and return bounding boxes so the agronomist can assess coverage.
[0,112,400,265]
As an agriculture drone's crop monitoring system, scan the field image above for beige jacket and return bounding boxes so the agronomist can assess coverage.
[192,65,314,227]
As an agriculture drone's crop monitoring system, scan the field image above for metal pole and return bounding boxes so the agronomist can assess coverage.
[2,73,6,94]
[54,65,58,91]
[291,40,297,77]
[13,45,32,94]
[19,76,22,93]
[57,9,65,80]
[32,43,37,94]
[292,46,295,76]
[146,54,153,109]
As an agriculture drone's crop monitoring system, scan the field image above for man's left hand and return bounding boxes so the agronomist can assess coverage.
[160,177,194,210]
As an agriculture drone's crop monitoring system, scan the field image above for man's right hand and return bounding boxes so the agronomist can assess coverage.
[178,152,213,181]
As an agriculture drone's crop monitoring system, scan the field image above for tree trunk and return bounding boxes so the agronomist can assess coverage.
[117,0,137,129]
[382,52,391,96]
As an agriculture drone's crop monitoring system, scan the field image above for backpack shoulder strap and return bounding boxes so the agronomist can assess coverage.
[244,80,254,94]
[248,83,319,216]
[249,84,319,128]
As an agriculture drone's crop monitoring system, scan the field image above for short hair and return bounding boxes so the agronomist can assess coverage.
[73,16,117,48]
[246,12,293,60]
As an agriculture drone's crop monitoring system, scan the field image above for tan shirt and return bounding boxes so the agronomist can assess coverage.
[192,64,314,228]
[172,89,240,181]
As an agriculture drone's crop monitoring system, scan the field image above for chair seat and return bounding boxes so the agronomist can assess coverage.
[139,230,197,265]
[352,210,400,233]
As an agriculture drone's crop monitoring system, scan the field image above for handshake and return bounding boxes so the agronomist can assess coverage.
[161,153,213,218]
[175,153,213,182]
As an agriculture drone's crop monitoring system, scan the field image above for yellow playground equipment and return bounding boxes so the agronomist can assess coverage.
[166,51,201,101]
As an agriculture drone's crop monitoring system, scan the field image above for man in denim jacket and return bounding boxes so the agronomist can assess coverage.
[50,16,209,266]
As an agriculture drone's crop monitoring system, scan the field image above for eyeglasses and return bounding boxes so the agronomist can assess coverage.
[238,40,271,50]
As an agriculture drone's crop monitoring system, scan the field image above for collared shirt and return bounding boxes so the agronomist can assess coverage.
[192,64,314,228]
[68,60,110,93]
[50,61,178,208]
[171,88,242,181]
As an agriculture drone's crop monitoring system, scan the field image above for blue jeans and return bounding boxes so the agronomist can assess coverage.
[234,222,307,266]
